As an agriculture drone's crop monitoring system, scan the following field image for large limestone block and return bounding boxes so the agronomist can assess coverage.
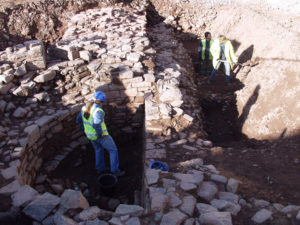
[34,70,56,83]
[23,192,60,222]
[59,189,89,213]
[11,185,39,207]
[197,182,218,201]
[115,204,144,216]
[160,209,188,225]
[196,203,218,214]
[78,206,101,221]
[146,168,159,185]
[0,180,21,196]
[180,195,196,216]
[251,209,272,224]
[199,212,232,225]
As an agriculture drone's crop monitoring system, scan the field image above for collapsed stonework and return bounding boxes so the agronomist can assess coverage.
[0,0,300,225]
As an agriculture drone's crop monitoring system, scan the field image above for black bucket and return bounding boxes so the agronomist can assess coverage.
[98,174,118,195]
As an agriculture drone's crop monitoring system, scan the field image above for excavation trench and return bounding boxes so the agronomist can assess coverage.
[182,39,300,207]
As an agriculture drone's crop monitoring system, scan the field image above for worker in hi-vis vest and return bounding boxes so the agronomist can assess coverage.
[76,91,125,177]
[198,31,213,76]
[208,35,237,84]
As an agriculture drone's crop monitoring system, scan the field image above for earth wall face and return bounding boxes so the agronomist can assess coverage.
[150,0,300,140]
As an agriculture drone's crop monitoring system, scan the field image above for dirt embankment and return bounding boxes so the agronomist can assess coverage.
[150,0,300,140]
[0,0,120,50]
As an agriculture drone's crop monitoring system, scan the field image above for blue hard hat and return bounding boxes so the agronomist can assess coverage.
[93,91,106,103]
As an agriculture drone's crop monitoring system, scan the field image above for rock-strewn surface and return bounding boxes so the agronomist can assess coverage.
[0,1,299,225]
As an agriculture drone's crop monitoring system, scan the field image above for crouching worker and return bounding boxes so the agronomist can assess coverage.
[76,91,125,177]
[208,35,237,84]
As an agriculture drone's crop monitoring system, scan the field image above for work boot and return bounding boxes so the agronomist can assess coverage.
[111,170,125,177]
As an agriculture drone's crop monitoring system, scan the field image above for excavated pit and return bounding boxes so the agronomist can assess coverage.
[1,0,300,224]
[182,39,300,207]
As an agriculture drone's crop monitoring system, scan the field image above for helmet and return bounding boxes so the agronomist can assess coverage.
[93,91,106,103]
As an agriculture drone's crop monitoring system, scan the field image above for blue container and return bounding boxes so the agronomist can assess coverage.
[149,161,169,172]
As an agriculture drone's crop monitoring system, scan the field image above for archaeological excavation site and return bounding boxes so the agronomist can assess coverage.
[0,0,299,224]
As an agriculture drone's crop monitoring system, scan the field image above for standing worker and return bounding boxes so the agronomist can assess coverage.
[198,31,213,76]
[208,35,237,84]
[76,91,125,176]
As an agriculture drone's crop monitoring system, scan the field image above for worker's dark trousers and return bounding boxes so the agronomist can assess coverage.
[200,59,212,76]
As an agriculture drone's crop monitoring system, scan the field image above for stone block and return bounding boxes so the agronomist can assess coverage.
[1,165,17,179]
[59,189,89,213]
[197,182,218,201]
[125,217,140,225]
[24,124,40,146]
[126,53,141,63]
[34,70,56,83]
[227,178,239,193]
[78,206,101,221]
[151,192,169,212]
[180,195,196,216]
[115,204,144,216]
[11,185,39,207]
[0,82,15,95]
[146,168,159,185]
[218,192,239,204]
[23,192,60,222]
[211,174,228,184]
[167,192,182,208]
[80,50,92,62]
[13,107,28,118]
[160,209,188,225]
[210,199,241,216]
[0,180,21,196]
[199,212,232,225]
[173,173,203,185]
[251,209,272,224]
[196,203,218,214]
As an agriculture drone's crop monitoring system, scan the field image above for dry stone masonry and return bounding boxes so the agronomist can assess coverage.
[0,0,299,225]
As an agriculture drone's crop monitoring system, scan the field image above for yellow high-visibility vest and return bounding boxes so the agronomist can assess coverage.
[210,39,237,69]
[201,39,213,60]
[82,104,108,140]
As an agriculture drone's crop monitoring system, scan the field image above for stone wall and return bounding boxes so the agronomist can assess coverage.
[149,0,300,140]
[1,2,300,225]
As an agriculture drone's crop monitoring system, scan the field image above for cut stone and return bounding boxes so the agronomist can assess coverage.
[180,182,197,191]
[199,212,232,225]
[251,209,272,224]
[227,178,239,193]
[34,70,56,83]
[0,180,21,196]
[125,217,141,225]
[11,185,39,207]
[59,189,89,213]
[160,209,188,225]
[210,199,241,216]
[180,195,196,216]
[173,173,203,185]
[211,174,228,184]
[151,192,169,212]
[167,192,182,208]
[196,203,218,214]
[218,192,239,204]
[23,192,60,222]
[146,168,159,185]
[78,206,101,221]
[115,204,144,216]
[197,182,218,201]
